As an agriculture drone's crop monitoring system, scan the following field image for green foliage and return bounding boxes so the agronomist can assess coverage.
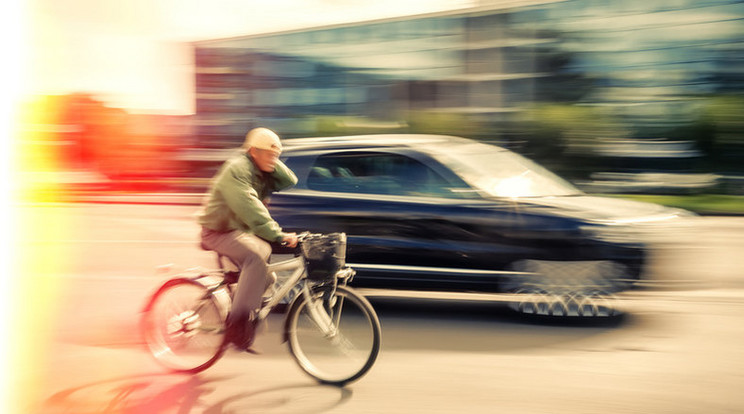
[607,194,744,216]
[315,116,407,136]
[699,95,744,147]
[520,104,627,158]
[406,111,485,138]
[687,95,744,172]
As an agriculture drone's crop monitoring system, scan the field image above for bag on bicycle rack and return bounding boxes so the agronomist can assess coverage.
[301,233,346,282]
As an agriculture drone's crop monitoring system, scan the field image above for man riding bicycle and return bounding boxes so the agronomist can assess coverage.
[197,127,299,350]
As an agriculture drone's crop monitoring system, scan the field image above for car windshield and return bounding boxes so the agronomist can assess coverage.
[433,142,583,198]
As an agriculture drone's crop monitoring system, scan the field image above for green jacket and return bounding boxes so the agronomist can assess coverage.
[197,152,298,242]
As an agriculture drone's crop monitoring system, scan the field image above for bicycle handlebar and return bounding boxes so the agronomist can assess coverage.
[297,231,321,242]
[280,231,318,247]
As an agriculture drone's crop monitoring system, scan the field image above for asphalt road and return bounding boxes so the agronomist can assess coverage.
[8,203,744,414]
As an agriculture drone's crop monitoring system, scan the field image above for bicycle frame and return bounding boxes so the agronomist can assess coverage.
[257,256,306,320]
[258,255,355,340]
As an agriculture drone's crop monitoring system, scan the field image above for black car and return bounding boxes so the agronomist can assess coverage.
[269,135,690,311]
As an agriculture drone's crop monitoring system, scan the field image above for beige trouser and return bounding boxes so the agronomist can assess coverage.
[200,227,275,319]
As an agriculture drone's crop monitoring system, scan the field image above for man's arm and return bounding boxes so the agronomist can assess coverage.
[271,160,298,191]
[218,167,286,242]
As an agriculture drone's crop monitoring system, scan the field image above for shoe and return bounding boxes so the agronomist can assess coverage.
[224,313,256,351]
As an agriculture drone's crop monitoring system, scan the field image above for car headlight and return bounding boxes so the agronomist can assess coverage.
[580,209,696,245]
[579,224,641,244]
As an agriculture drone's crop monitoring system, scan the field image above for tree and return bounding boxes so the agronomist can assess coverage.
[695,95,744,172]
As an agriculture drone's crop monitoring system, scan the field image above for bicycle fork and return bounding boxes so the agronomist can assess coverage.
[302,283,339,338]
[299,284,358,354]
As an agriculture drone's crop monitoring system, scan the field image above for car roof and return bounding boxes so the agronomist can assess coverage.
[282,134,499,155]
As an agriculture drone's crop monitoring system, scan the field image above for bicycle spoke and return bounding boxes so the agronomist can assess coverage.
[141,279,227,373]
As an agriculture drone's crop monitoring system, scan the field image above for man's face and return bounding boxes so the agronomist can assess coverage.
[250,147,281,172]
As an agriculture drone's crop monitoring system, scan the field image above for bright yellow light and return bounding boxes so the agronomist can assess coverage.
[0,3,71,413]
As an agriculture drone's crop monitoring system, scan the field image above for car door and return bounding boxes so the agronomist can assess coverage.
[271,149,538,289]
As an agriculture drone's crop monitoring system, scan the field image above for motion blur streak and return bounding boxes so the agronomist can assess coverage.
[8,97,168,414]
[10,99,82,412]
[8,77,80,412]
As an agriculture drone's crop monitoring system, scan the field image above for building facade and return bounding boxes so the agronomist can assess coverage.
[191,0,744,148]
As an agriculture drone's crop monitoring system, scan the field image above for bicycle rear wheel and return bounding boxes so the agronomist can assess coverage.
[286,285,381,386]
[141,278,228,373]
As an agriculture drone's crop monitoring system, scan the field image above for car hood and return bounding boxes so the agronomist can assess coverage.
[515,195,692,224]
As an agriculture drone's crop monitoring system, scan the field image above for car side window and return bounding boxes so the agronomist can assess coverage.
[307,152,465,198]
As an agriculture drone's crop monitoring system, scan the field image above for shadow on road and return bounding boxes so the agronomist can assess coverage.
[368,296,637,354]
[41,373,352,414]
[42,373,221,414]
[204,382,352,414]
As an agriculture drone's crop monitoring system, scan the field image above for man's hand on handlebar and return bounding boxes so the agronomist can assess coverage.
[282,233,299,248]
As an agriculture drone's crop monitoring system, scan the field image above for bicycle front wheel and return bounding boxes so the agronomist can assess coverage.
[140,278,228,373]
[286,285,381,386]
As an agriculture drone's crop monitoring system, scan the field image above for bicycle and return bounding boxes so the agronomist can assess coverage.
[140,232,382,386]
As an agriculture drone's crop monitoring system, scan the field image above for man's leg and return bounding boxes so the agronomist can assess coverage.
[201,228,271,347]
